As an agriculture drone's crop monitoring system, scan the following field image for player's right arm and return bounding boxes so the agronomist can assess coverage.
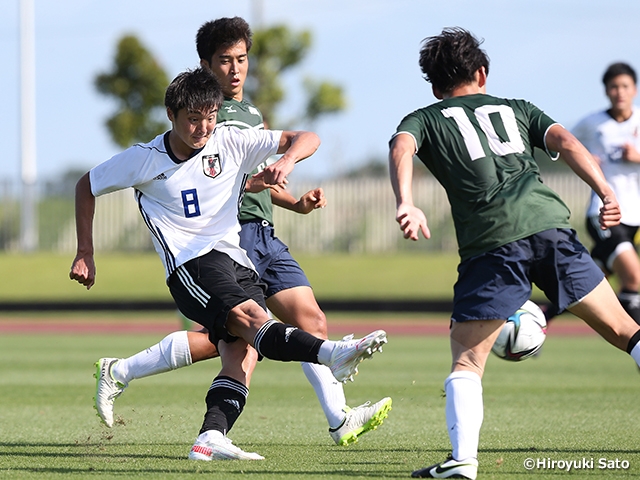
[388,133,430,241]
[545,124,621,229]
[69,172,97,289]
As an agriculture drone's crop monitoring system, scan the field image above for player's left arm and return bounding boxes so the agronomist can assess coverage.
[271,187,327,214]
[545,124,621,229]
[255,131,320,187]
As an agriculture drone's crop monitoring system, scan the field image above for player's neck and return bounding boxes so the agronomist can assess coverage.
[167,130,197,161]
[608,106,633,123]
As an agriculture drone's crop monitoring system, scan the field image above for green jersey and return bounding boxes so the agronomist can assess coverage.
[394,94,572,260]
[217,98,273,225]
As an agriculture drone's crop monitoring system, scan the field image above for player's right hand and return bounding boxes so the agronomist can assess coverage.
[396,203,430,241]
[69,254,96,290]
[599,195,621,230]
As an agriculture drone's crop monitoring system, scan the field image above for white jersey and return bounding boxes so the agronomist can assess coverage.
[573,107,640,225]
[90,126,282,278]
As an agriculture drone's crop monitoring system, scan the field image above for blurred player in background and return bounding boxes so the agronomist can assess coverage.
[573,62,640,324]
[91,16,391,451]
[388,27,640,479]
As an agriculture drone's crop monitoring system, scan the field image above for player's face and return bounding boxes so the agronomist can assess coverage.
[202,41,248,101]
[168,108,217,157]
[606,74,637,116]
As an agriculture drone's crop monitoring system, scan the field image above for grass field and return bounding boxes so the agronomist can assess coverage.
[0,252,562,303]
[1,315,638,479]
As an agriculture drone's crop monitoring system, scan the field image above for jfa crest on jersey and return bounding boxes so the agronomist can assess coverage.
[203,154,222,178]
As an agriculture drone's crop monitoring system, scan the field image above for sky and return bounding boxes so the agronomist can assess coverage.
[2,0,640,186]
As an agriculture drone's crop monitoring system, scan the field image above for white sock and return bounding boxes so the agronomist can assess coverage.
[445,371,483,461]
[630,342,640,367]
[317,340,336,365]
[112,330,192,385]
[301,362,347,428]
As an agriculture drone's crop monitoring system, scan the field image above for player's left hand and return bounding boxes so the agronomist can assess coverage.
[396,203,430,240]
[296,188,326,214]
[599,195,621,229]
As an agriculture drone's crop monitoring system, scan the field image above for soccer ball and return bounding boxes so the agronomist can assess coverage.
[491,300,547,361]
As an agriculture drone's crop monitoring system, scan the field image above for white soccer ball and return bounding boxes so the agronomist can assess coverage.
[491,300,547,361]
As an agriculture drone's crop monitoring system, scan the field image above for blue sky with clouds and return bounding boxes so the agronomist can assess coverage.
[2,0,640,184]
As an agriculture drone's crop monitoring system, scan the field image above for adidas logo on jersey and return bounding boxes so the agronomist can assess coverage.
[153,173,167,181]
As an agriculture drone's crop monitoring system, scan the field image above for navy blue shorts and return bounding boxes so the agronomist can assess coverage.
[452,228,605,322]
[239,220,311,298]
[168,249,267,346]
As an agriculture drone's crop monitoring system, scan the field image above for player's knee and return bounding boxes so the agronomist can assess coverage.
[303,308,328,339]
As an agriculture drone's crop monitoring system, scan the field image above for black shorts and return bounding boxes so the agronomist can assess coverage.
[452,228,604,322]
[168,249,267,345]
[586,216,638,273]
[240,220,311,298]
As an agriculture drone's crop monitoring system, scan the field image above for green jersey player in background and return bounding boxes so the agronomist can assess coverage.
[388,27,640,479]
[91,17,391,451]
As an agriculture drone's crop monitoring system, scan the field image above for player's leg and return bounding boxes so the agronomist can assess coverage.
[612,248,640,324]
[413,239,537,479]
[189,339,263,461]
[268,286,392,445]
[567,278,640,352]
[412,319,503,479]
[587,218,640,323]
[94,329,222,428]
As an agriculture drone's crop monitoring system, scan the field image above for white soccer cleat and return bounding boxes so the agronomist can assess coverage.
[328,330,387,383]
[93,358,127,428]
[329,397,392,445]
[411,455,478,479]
[188,430,264,461]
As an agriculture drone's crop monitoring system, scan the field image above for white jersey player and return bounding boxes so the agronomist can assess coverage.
[69,67,388,460]
[573,62,640,324]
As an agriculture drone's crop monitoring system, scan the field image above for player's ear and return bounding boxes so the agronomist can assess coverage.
[166,107,175,122]
[477,67,487,88]
[200,59,211,70]
[432,85,443,100]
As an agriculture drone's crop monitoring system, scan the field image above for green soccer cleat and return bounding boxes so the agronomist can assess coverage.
[330,397,392,445]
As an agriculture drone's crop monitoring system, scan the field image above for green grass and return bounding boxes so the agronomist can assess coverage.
[0,252,462,302]
[0,328,638,479]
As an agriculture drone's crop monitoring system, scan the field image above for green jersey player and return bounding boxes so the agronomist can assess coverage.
[389,27,640,479]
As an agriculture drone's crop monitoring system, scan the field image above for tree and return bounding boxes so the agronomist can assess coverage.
[246,25,346,128]
[95,35,169,147]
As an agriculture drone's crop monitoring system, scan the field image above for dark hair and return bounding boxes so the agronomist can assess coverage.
[419,27,490,95]
[164,67,223,116]
[602,62,637,86]
[196,17,253,63]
